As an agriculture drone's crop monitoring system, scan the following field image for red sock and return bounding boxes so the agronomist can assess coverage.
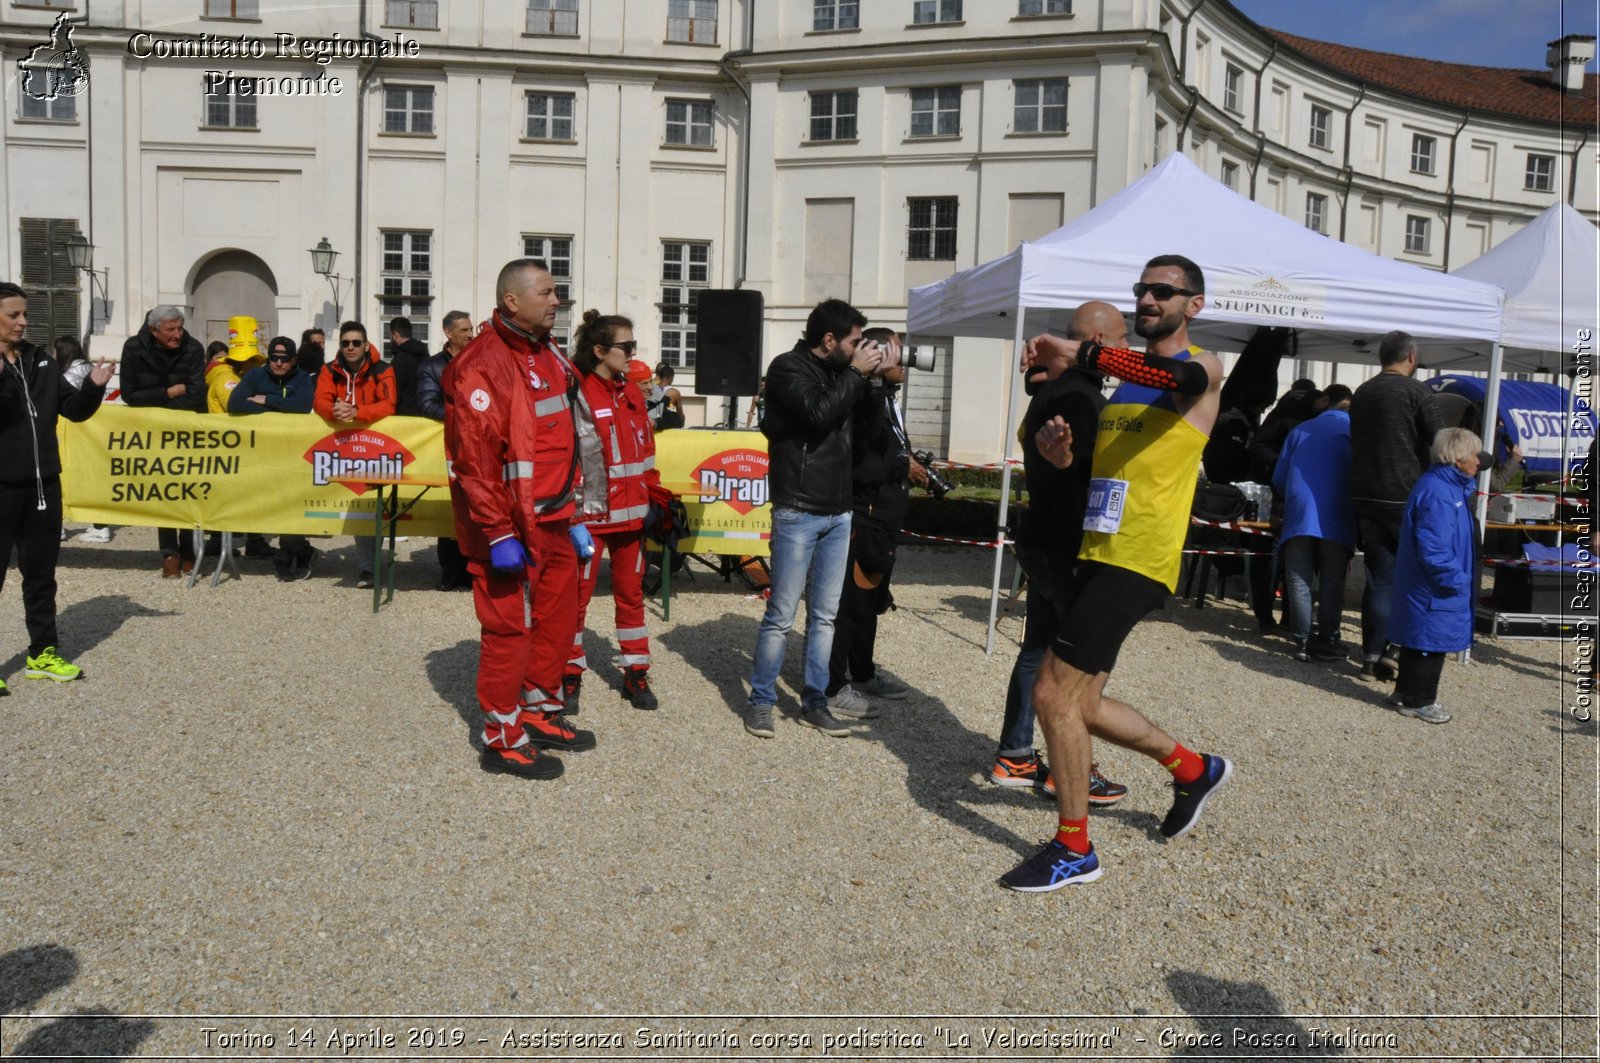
[1162,742,1205,784]
[1054,817,1090,855]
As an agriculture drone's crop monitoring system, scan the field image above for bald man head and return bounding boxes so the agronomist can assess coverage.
[1067,300,1128,348]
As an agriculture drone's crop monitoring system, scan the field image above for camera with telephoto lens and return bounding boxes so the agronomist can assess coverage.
[868,338,937,372]
[912,449,955,501]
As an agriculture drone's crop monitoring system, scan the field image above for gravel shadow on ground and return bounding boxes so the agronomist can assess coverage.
[1164,971,1344,1059]
[0,595,175,679]
[0,944,153,1061]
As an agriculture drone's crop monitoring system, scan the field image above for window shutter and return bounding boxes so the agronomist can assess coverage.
[19,217,82,345]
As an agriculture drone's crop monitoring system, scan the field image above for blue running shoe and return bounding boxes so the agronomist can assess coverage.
[999,840,1102,892]
[1160,753,1233,839]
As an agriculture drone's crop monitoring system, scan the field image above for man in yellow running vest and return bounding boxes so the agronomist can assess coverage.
[1000,254,1234,893]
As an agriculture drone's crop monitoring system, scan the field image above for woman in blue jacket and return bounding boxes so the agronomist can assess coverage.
[1388,427,1484,724]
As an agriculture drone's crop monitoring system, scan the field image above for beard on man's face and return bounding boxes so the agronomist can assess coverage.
[1134,307,1181,342]
[824,344,851,366]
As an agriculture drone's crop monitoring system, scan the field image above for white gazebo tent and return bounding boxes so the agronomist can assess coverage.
[906,153,1507,652]
[1453,202,1600,493]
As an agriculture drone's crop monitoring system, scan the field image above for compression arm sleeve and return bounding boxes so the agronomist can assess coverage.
[1079,342,1210,397]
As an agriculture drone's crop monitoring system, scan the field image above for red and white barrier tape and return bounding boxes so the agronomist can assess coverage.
[927,459,1025,472]
[1189,516,1276,536]
[901,530,1005,547]
[1183,548,1274,558]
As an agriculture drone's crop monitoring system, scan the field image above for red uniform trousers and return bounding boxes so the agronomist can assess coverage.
[472,520,578,750]
[566,527,651,678]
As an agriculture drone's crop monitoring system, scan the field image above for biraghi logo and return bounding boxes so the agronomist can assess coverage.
[303,429,413,491]
[692,449,769,515]
[20,14,90,103]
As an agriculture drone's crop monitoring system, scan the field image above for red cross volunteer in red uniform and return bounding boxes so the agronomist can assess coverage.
[442,258,597,780]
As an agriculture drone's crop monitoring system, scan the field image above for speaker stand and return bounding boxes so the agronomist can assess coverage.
[722,395,738,429]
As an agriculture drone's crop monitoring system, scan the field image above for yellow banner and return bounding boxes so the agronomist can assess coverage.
[654,428,771,557]
[60,405,455,536]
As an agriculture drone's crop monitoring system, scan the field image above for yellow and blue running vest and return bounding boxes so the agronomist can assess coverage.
[1078,346,1209,592]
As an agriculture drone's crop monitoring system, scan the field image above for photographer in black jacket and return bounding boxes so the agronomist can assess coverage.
[823,328,928,720]
[0,282,111,691]
[743,298,889,740]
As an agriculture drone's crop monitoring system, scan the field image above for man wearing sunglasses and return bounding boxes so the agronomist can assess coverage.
[1001,254,1233,892]
[314,321,398,589]
[229,335,318,580]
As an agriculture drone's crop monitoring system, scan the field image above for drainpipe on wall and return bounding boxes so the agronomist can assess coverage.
[352,0,387,324]
[1569,126,1589,205]
[1336,83,1365,240]
[1177,85,1201,142]
[1442,112,1468,270]
[719,51,753,289]
[1176,0,1210,83]
[1246,39,1278,196]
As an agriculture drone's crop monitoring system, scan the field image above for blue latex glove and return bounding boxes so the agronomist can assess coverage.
[489,536,528,579]
[569,524,596,562]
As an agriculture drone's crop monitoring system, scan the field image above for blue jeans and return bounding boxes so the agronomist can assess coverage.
[998,547,1073,757]
[748,506,853,711]
[1356,503,1404,660]
[1281,535,1351,644]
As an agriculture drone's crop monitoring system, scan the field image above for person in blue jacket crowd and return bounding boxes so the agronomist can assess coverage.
[1271,383,1354,663]
[229,335,318,581]
[1387,426,1484,725]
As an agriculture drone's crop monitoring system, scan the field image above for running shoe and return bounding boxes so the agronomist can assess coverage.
[800,707,851,737]
[523,710,596,752]
[74,526,112,544]
[857,672,910,700]
[744,703,775,739]
[1159,753,1233,839]
[480,743,563,780]
[999,840,1102,892]
[1399,703,1451,724]
[24,647,83,682]
[1087,763,1129,806]
[827,685,876,719]
[990,753,1049,790]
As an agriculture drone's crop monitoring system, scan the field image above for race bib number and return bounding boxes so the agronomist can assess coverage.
[1083,477,1129,534]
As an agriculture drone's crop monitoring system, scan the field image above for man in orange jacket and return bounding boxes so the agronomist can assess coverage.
[314,320,398,589]
[442,259,596,780]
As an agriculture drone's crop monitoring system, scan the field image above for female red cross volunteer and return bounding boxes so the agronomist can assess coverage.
[563,310,672,714]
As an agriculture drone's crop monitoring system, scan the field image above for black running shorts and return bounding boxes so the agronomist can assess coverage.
[1049,560,1169,675]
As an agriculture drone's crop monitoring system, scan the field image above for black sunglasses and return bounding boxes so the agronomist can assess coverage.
[1133,282,1199,301]
[607,341,638,354]
[266,352,295,363]
[339,339,365,348]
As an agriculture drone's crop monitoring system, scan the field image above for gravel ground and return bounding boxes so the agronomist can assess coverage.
[0,531,1594,1060]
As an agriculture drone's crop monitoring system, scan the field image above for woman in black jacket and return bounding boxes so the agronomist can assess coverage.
[0,282,111,692]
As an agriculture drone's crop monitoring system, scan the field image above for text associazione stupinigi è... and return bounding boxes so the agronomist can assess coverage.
[126,30,421,98]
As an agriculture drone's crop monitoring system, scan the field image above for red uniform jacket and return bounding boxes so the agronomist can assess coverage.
[579,370,664,534]
[442,311,578,562]
[313,345,397,422]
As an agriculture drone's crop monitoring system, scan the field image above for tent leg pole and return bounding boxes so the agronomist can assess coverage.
[987,300,1030,655]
